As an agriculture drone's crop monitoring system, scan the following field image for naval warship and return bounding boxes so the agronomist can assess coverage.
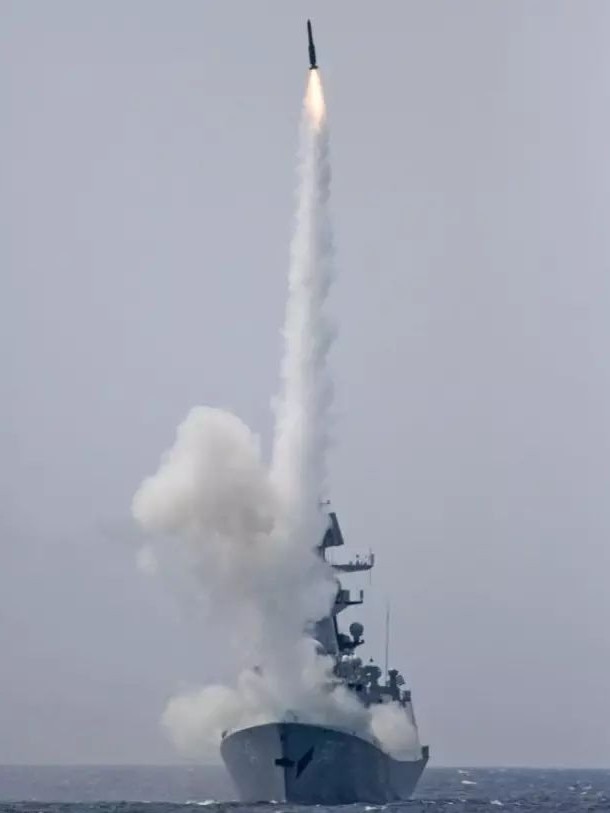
[220,509,429,803]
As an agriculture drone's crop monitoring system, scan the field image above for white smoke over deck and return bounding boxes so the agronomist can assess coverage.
[132,71,419,761]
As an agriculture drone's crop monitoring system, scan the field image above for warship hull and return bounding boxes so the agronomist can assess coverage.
[221,721,428,804]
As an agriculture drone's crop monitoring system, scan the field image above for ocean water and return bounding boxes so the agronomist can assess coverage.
[0,766,608,812]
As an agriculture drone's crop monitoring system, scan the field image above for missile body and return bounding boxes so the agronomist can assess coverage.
[307,19,318,70]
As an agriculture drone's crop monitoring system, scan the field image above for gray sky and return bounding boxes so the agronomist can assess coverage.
[1,0,609,767]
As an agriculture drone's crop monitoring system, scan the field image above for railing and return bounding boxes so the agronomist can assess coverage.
[332,553,375,572]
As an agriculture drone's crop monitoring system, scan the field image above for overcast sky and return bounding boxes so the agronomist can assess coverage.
[1,1,609,768]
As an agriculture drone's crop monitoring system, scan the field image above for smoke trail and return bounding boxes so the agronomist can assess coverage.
[132,70,420,761]
[271,71,334,546]
[132,72,340,757]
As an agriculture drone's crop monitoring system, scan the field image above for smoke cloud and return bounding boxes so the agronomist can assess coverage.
[132,405,334,656]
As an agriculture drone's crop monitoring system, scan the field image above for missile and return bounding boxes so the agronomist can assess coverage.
[307,19,318,70]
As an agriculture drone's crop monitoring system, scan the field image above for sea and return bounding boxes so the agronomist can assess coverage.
[0,766,608,812]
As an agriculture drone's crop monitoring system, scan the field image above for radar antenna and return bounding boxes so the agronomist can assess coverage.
[384,603,391,677]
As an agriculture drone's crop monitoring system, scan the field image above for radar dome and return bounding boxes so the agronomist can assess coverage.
[349,621,364,641]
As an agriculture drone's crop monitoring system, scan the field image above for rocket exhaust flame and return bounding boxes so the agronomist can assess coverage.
[305,70,326,129]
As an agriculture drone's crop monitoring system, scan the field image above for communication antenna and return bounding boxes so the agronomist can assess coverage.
[384,602,391,677]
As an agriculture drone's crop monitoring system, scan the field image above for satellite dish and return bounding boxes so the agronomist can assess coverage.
[349,621,364,642]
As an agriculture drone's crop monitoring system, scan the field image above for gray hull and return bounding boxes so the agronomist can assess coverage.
[220,722,428,804]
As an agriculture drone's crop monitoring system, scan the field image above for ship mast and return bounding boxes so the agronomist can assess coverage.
[312,506,374,657]
[384,603,391,677]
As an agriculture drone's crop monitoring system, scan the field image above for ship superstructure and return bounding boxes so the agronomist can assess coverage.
[221,508,429,803]
[315,511,424,726]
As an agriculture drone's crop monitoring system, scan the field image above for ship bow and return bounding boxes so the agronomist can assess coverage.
[221,721,427,804]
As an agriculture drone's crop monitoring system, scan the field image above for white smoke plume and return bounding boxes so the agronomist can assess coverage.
[370,703,422,760]
[132,405,334,658]
[132,71,420,762]
[162,641,370,761]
